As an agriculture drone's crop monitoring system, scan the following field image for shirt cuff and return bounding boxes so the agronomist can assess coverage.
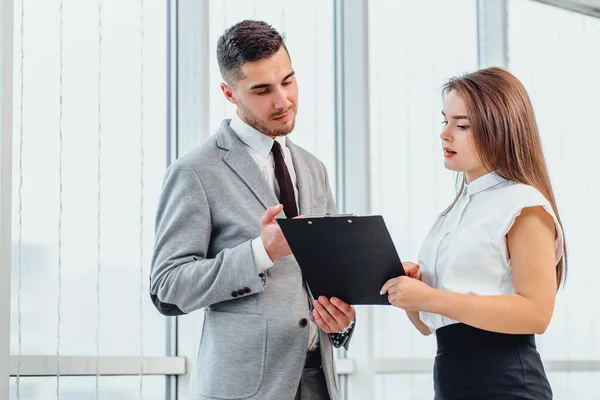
[339,318,355,335]
[329,317,356,349]
[252,236,275,273]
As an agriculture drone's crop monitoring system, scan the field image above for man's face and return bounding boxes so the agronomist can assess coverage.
[221,47,298,137]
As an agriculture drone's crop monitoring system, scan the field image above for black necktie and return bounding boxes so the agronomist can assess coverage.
[271,140,298,218]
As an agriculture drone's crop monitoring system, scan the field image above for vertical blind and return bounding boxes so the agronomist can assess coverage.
[10,1,167,398]
[509,1,600,398]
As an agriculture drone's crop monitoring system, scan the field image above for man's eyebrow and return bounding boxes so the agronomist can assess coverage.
[282,71,295,81]
[249,71,295,90]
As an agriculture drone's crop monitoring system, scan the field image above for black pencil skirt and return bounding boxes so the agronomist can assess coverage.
[433,323,552,399]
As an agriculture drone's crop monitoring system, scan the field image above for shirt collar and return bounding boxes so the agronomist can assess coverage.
[465,171,506,198]
[230,112,286,158]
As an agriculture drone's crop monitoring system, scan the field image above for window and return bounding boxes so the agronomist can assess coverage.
[508,1,600,396]
[10,1,169,397]
[367,0,479,397]
[10,376,165,400]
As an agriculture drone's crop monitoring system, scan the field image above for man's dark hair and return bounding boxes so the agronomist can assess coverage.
[217,20,288,85]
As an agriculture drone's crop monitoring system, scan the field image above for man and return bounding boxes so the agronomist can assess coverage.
[149,20,356,400]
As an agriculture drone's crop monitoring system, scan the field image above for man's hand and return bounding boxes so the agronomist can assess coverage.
[313,296,356,333]
[261,205,292,261]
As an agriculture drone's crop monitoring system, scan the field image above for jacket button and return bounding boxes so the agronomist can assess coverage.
[237,289,245,296]
[231,291,238,298]
[299,318,308,328]
[244,287,251,294]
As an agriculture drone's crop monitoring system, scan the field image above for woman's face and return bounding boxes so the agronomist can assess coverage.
[440,90,488,183]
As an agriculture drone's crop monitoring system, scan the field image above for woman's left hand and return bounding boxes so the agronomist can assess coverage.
[380,276,435,311]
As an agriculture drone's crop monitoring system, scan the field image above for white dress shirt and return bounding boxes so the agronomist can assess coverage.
[418,172,564,333]
[230,113,320,350]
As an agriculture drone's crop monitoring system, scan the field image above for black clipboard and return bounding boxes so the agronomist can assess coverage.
[277,215,404,305]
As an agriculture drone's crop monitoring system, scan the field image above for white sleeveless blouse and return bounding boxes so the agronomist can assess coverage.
[418,172,564,333]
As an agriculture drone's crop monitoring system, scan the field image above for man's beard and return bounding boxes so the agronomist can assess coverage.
[238,104,296,137]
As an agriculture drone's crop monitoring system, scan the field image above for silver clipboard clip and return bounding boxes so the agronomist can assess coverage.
[301,213,355,218]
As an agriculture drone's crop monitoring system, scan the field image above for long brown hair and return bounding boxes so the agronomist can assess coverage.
[442,67,567,287]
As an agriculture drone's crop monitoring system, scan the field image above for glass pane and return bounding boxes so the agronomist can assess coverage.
[10,376,165,400]
[508,0,600,363]
[547,372,600,399]
[375,372,600,399]
[10,0,167,357]
[375,373,434,400]
[367,0,479,359]
[207,0,337,196]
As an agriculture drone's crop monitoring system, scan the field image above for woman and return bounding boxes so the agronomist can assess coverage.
[381,67,566,399]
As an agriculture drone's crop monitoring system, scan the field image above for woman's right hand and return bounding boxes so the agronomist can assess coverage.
[403,262,421,280]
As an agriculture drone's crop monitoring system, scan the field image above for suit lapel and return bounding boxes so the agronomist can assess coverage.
[217,120,311,217]
[217,121,280,211]
[287,139,312,216]
[223,140,279,210]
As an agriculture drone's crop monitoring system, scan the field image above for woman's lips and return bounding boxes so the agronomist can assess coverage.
[444,148,457,157]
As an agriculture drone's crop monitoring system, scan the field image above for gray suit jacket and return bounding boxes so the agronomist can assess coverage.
[150,120,349,400]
